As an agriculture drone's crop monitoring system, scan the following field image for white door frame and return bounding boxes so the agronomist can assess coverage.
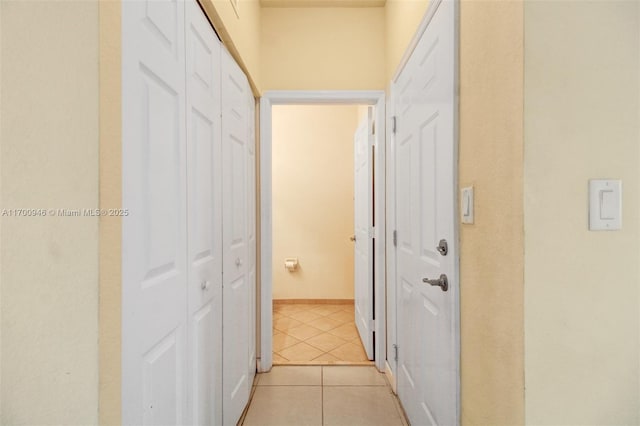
[259,90,386,372]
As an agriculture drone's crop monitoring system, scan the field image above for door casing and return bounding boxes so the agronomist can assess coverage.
[259,91,386,372]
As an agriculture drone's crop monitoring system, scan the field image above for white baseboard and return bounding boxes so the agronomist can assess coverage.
[385,360,397,394]
[257,358,270,373]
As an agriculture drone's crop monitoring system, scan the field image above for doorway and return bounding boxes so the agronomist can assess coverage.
[259,91,386,373]
[270,104,370,365]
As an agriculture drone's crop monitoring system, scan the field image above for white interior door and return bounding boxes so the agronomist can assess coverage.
[394,1,459,425]
[185,1,223,424]
[222,47,251,426]
[122,0,188,423]
[354,107,375,360]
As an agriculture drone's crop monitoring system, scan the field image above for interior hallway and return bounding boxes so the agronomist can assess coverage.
[273,302,370,364]
[240,366,407,426]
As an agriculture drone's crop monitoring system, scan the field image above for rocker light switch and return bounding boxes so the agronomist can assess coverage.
[599,190,616,220]
[589,179,622,231]
[461,186,474,224]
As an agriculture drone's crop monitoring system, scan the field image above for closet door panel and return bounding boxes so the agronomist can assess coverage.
[221,47,251,426]
[122,0,188,424]
[185,0,223,424]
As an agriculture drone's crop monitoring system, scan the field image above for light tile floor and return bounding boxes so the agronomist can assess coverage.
[240,366,408,426]
[273,302,372,365]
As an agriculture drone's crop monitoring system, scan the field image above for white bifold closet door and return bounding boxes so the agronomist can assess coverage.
[121,0,189,423]
[221,47,256,426]
[185,0,223,424]
[122,0,255,424]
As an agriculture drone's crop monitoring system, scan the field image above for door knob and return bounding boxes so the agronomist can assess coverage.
[350,235,356,242]
[201,280,210,291]
[235,258,242,267]
[423,274,448,292]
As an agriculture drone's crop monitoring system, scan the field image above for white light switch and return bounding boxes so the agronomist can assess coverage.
[589,179,622,231]
[599,190,615,220]
[461,186,474,224]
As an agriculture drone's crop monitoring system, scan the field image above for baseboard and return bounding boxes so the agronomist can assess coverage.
[273,299,354,305]
[386,362,410,425]
[385,360,397,394]
[256,358,270,373]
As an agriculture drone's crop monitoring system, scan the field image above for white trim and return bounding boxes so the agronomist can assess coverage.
[262,90,385,105]
[259,96,273,372]
[391,0,443,84]
[259,90,386,372]
[384,81,398,378]
[373,95,386,373]
[385,360,397,394]
[452,0,461,419]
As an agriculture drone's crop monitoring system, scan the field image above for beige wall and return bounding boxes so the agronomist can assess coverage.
[384,0,430,81]
[206,0,431,92]
[524,1,640,424]
[261,7,385,91]
[272,105,359,299]
[0,1,100,424]
[200,0,262,93]
[459,1,524,424]
[99,0,123,423]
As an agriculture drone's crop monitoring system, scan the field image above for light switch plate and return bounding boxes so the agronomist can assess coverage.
[589,179,622,231]
[461,186,474,224]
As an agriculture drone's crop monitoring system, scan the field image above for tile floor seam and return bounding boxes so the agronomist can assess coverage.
[321,384,387,387]
[256,384,323,386]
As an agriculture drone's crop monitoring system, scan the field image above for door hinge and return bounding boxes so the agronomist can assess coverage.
[370,319,376,330]
[393,344,399,362]
[393,230,397,247]
[371,120,376,136]
[391,116,397,134]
